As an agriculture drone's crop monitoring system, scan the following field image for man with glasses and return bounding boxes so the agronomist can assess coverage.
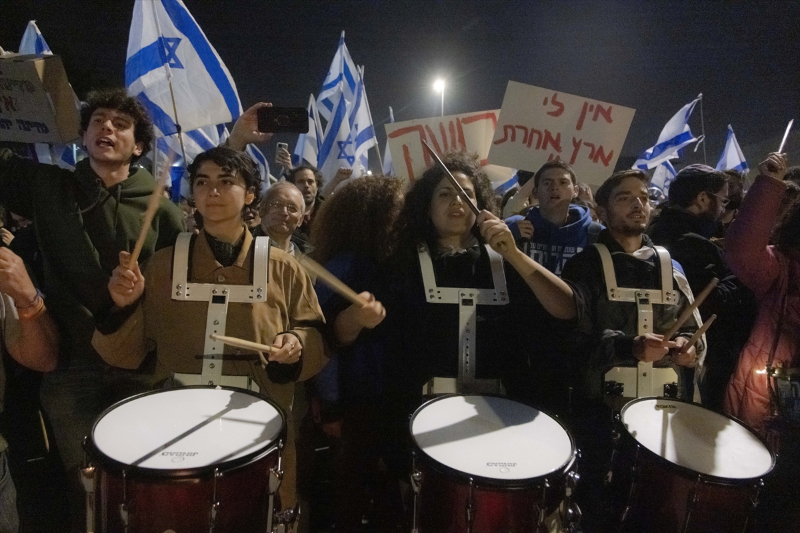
[256,182,306,255]
[648,164,757,410]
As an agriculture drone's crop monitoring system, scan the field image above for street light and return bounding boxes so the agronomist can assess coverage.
[433,79,445,116]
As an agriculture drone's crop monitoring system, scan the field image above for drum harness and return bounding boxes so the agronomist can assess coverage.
[417,242,508,396]
[594,243,680,399]
[81,232,286,533]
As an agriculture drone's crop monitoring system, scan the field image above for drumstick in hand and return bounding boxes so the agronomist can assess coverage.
[128,155,173,269]
[678,314,717,355]
[296,254,370,307]
[661,277,719,346]
[210,334,271,367]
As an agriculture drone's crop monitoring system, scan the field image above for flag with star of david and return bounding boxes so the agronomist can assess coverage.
[126,0,242,138]
[316,33,377,181]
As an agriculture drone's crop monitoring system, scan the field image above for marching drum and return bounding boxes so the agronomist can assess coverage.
[410,395,579,533]
[83,386,286,533]
[611,397,775,533]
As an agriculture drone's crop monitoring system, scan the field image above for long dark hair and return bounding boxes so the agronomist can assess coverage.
[309,176,404,265]
[393,150,496,264]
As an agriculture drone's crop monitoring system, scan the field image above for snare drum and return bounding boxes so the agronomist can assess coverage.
[83,386,285,533]
[611,397,775,533]
[410,395,579,533]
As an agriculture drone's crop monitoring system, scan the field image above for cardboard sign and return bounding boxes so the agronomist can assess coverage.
[488,81,636,186]
[385,110,513,184]
[0,54,81,144]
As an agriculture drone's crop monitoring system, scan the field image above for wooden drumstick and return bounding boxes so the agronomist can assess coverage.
[127,155,173,269]
[210,334,272,367]
[661,277,719,346]
[296,254,370,307]
[679,314,717,355]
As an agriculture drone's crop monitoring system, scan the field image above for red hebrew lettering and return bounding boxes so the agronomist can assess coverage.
[449,121,457,147]
[527,128,542,149]
[1,96,18,113]
[515,125,529,145]
[584,142,596,158]
[456,119,467,150]
[439,123,449,151]
[547,153,556,161]
[593,104,613,124]
[425,125,442,154]
[570,137,583,165]
[494,125,515,145]
[461,112,498,131]
[388,125,431,167]
[546,93,565,117]
[592,145,614,166]
[402,144,416,182]
[543,130,562,153]
[576,102,589,131]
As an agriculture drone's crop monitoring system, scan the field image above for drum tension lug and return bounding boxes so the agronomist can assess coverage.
[269,466,283,494]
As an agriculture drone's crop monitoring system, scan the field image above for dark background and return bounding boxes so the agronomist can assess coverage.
[2,0,799,171]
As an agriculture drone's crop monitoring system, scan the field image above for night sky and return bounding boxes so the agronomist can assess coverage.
[2,0,799,172]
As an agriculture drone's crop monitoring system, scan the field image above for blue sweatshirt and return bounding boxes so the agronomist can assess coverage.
[506,204,602,276]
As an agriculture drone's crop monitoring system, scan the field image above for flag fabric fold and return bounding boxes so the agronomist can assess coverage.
[650,160,678,197]
[126,0,242,138]
[293,94,320,167]
[19,21,52,57]
[634,95,701,170]
[716,124,748,173]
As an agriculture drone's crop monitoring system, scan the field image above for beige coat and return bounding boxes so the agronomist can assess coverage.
[93,228,326,510]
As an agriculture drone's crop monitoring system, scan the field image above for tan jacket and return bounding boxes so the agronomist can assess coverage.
[93,228,326,509]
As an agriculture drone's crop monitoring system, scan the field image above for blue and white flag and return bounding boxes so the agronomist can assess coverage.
[317,32,358,123]
[634,95,701,170]
[19,21,52,57]
[292,94,320,167]
[382,106,395,176]
[495,174,519,195]
[316,34,377,180]
[650,160,678,197]
[716,124,748,173]
[126,0,242,138]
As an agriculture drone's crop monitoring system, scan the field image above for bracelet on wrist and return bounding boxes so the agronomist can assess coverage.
[18,296,46,321]
[15,289,43,309]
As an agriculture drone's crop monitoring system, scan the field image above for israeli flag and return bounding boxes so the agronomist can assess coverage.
[317,32,358,123]
[126,0,242,139]
[382,106,395,176]
[317,34,376,180]
[634,95,701,170]
[716,124,748,173]
[19,21,52,57]
[495,174,519,195]
[650,160,678,197]
[293,94,320,167]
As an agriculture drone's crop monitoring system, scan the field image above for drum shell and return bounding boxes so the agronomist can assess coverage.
[86,387,286,533]
[611,398,773,533]
[410,395,577,533]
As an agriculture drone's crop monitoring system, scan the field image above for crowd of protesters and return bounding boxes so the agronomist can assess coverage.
[0,89,798,533]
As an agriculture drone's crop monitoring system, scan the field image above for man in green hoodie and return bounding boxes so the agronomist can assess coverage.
[0,88,185,531]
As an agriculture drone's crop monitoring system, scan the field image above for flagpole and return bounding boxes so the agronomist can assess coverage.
[698,93,707,165]
[152,1,188,167]
[359,66,383,172]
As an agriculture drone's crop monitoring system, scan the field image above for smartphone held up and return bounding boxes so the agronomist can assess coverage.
[257,107,308,133]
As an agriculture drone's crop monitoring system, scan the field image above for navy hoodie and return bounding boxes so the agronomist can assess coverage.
[506,204,602,276]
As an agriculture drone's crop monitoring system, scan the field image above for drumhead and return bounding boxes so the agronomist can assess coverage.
[410,395,574,482]
[621,398,774,480]
[92,387,284,471]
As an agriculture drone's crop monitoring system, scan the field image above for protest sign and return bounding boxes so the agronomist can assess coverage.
[0,54,80,144]
[385,110,513,184]
[488,81,635,186]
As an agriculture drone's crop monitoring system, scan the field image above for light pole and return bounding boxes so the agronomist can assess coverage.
[434,79,445,117]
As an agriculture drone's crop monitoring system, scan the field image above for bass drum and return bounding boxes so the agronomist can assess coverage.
[410,394,579,533]
[611,397,775,533]
[84,386,285,533]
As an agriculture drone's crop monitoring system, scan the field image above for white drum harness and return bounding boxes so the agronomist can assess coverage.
[417,242,509,395]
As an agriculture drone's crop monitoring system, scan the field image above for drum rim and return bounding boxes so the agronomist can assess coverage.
[409,394,578,488]
[619,396,776,484]
[86,385,287,478]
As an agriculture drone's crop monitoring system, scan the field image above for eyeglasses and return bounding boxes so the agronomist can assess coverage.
[710,193,730,207]
[265,201,301,214]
